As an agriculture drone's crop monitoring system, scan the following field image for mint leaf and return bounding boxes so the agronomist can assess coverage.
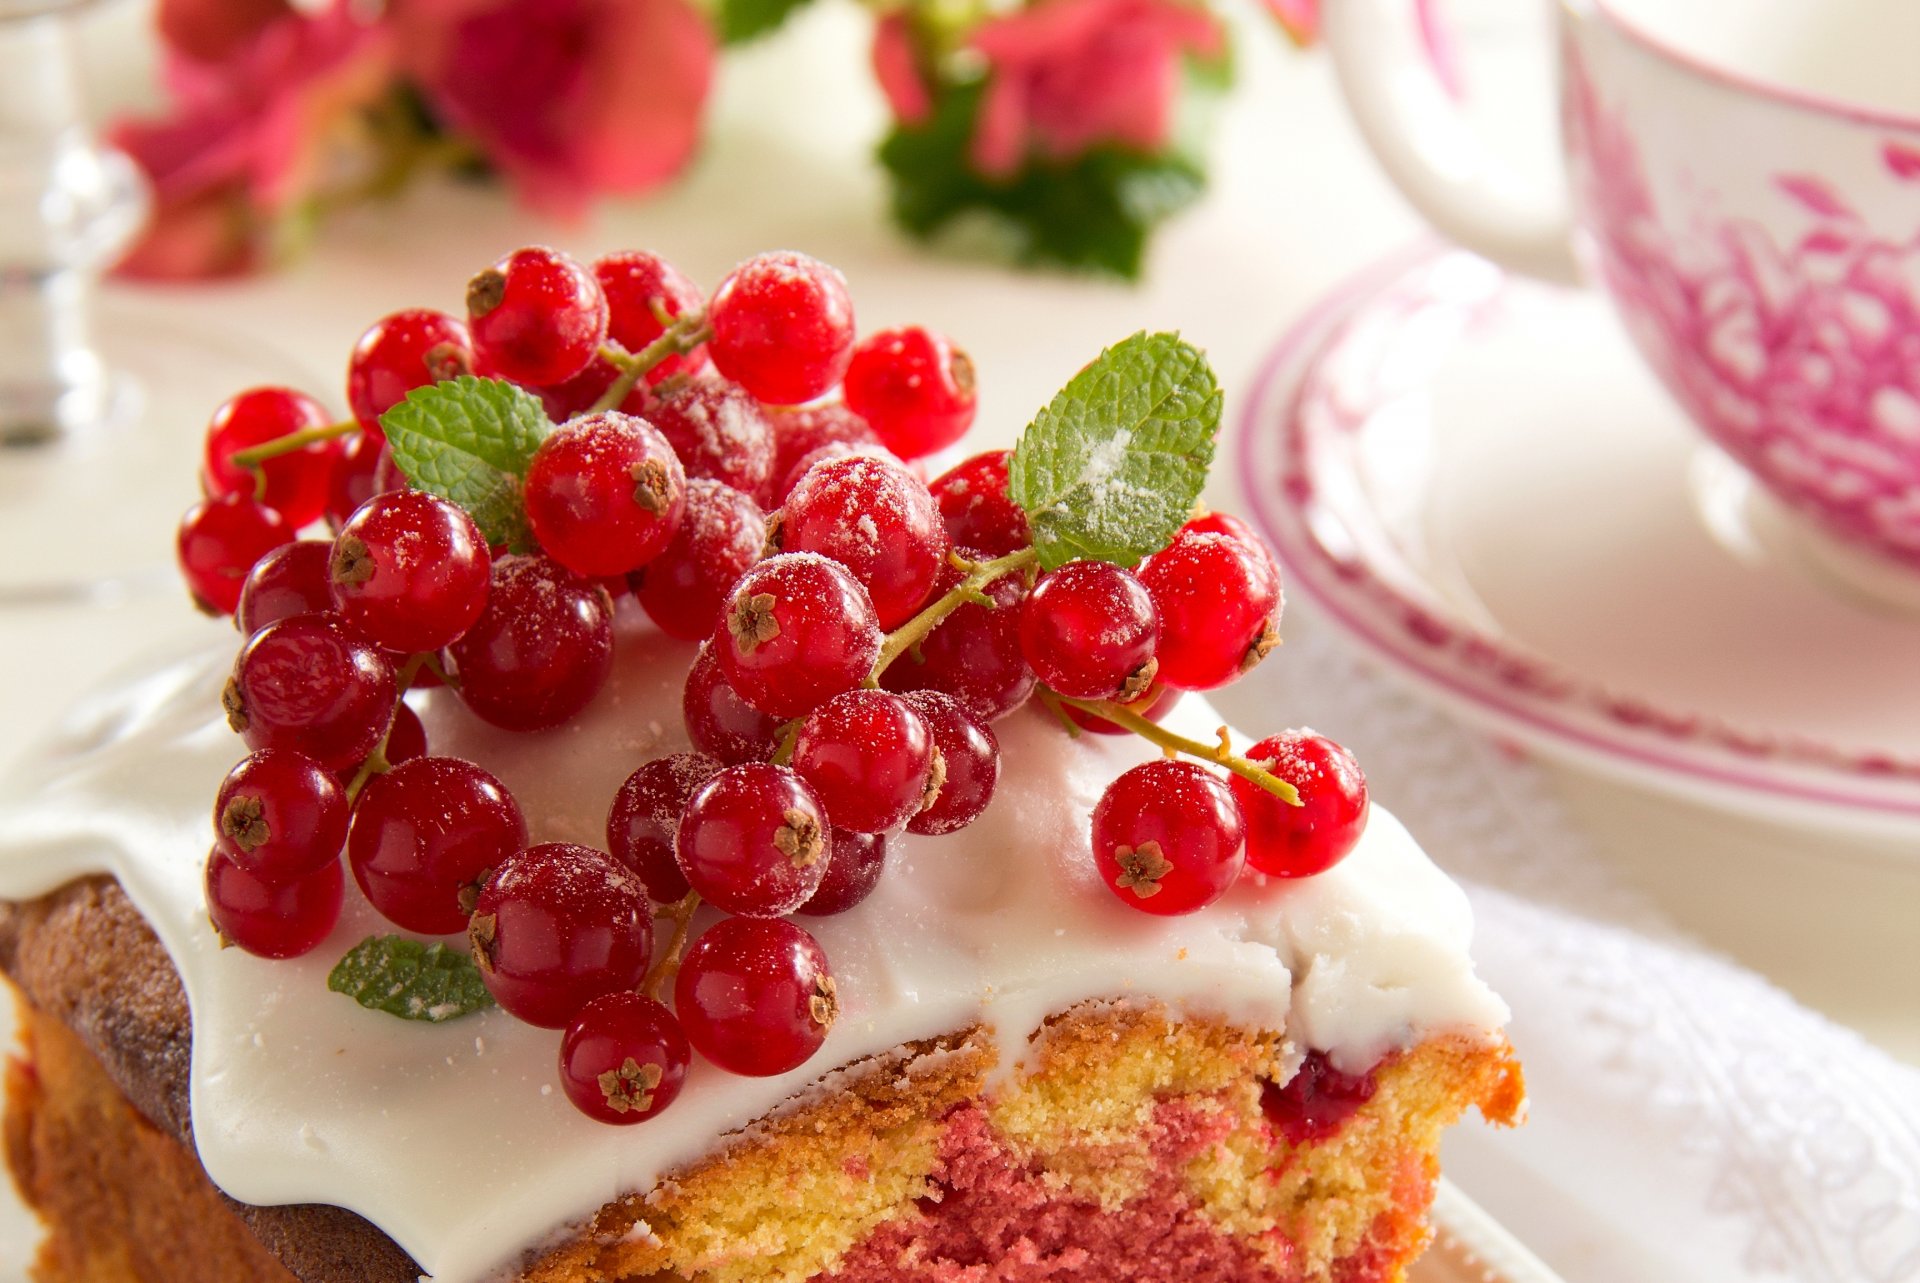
[378,376,550,551]
[1008,332,1221,569]
[718,0,814,43]
[327,936,495,1023]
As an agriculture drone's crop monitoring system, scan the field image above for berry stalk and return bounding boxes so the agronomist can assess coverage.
[227,419,359,473]
[343,652,430,801]
[869,546,1038,681]
[643,890,701,1000]
[589,314,715,416]
[1053,694,1302,806]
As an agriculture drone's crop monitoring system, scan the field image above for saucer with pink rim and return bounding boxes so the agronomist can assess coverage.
[1235,247,1920,845]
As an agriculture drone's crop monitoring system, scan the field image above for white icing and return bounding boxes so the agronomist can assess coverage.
[0,613,1507,1283]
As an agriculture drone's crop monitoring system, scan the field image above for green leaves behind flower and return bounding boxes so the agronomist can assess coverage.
[328,935,496,1023]
[717,0,816,43]
[1009,332,1220,571]
[379,376,553,552]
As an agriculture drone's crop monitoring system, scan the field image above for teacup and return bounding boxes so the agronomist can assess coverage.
[1322,0,1920,585]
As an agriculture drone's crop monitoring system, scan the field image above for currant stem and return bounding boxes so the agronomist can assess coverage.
[228,419,359,473]
[587,314,714,416]
[1053,695,1302,805]
[344,653,428,802]
[643,891,701,1000]
[869,546,1038,683]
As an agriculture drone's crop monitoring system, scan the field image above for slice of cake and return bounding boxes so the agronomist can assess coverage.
[1,244,1521,1283]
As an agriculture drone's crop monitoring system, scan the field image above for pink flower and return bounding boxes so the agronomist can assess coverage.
[967,0,1223,180]
[156,0,295,64]
[112,5,393,279]
[872,12,932,126]
[396,0,717,220]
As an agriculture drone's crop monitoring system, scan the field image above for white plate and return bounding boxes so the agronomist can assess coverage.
[1235,248,1920,844]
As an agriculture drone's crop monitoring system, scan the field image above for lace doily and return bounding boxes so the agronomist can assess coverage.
[1232,618,1920,1283]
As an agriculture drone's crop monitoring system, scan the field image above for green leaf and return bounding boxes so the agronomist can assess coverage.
[378,376,551,551]
[327,936,496,1023]
[1008,332,1221,569]
[717,0,815,42]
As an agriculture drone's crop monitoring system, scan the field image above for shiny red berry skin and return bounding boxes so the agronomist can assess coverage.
[706,252,855,405]
[1019,561,1159,701]
[466,246,608,387]
[774,455,949,630]
[325,431,393,531]
[384,700,428,767]
[468,842,653,1029]
[900,692,998,836]
[1062,685,1181,736]
[929,451,1030,558]
[606,752,724,902]
[842,327,977,460]
[202,386,338,528]
[792,690,935,834]
[205,844,343,959]
[1232,731,1369,879]
[795,829,887,917]
[768,404,878,501]
[524,411,687,578]
[1092,760,1245,915]
[347,309,474,433]
[715,554,882,720]
[595,251,709,384]
[633,480,765,642]
[774,440,903,508]
[235,539,331,634]
[880,560,1034,722]
[682,643,781,765]
[178,493,294,616]
[560,992,691,1125]
[1138,513,1282,691]
[224,613,396,772]
[674,916,836,1076]
[536,358,627,422]
[213,749,347,884]
[675,763,829,916]
[449,556,614,731]
[643,379,775,502]
[349,756,527,935]
[328,491,491,653]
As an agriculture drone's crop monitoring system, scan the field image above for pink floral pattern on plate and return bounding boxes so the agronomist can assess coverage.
[1563,49,1920,567]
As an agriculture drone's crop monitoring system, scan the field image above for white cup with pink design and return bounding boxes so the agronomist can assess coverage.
[1321,0,1920,592]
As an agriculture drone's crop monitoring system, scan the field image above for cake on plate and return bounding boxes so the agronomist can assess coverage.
[0,246,1521,1283]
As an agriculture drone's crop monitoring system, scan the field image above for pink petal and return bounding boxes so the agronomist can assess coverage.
[1885,140,1920,182]
[1775,173,1858,221]
[872,12,932,126]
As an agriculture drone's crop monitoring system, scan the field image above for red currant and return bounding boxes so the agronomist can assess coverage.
[349,756,528,935]
[235,539,331,634]
[346,309,473,433]
[524,411,686,578]
[880,560,1034,722]
[449,556,614,731]
[715,553,881,720]
[674,916,836,1076]
[596,251,709,384]
[328,491,491,653]
[795,829,888,917]
[1138,512,1282,691]
[213,750,347,884]
[466,246,608,387]
[1062,685,1181,736]
[536,358,627,422]
[792,690,935,834]
[178,493,294,616]
[768,403,878,500]
[224,613,396,772]
[900,692,998,836]
[929,451,1030,558]
[606,752,723,902]
[560,992,691,1125]
[682,642,781,765]
[202,386,338,528]
[706,251,855,405]
[842,327,977,460]
[205,844,343,959]
[675,763,829,916]
[773,440,904,508]
[384,700,428,767]
[1018,560,1159,702]
[773,455,949,630]
[325,431,393,531]
[1232,731,1369,879]
[1092,760,1245,915]
[469,842,652,1029]
[643,379,775,503]
[633,479,765,642]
